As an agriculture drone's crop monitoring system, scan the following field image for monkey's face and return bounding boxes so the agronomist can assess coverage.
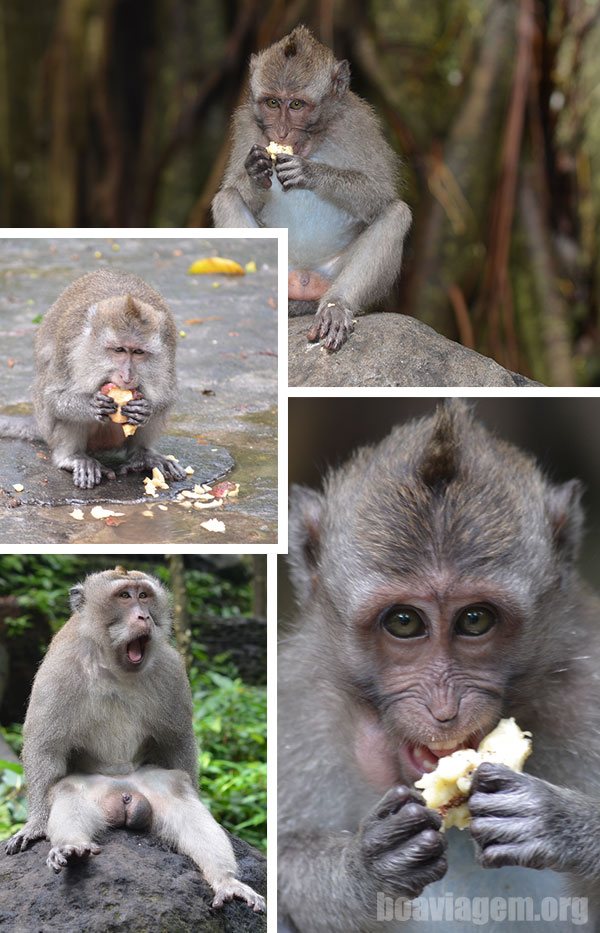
[254,95,316,157]
[106,579,159,671]
[81,297,169,394]
[346,570,524,786]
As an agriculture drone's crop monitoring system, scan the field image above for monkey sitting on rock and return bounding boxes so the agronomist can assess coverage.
[0,268,186,489]
[279,401,600,932]
[213,26,411,351]
[5,567,264,913]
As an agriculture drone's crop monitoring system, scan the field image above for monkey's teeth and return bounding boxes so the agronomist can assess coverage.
[410,745,439,774]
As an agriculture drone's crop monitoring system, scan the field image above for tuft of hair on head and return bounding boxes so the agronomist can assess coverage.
[419,400,472,490]
[114,565,129,576]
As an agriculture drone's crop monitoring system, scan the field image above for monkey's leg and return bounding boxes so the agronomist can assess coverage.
[212,188,261,228]
[46,779,103,873]
[117,446,186,481]
[308,199,412,351]
[139,769,265,912]
[51,425,116,488]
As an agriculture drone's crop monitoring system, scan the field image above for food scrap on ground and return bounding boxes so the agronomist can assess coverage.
[188,257,245,276]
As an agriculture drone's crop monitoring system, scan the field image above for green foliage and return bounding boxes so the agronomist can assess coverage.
[0,727,26,840]
[191,664,266,851]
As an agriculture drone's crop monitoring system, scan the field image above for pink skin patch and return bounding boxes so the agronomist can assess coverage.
[353,710,483,792]
[288,270,331,301]
[126,637,147,665]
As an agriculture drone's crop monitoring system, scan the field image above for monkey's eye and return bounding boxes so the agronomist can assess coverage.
[289,99,305,110]
[139,591,148,599]
[114,347,127,353]
[379,605,425,639]
[265,98,279,109]
[119,591,132,599]
[455,605,497,637]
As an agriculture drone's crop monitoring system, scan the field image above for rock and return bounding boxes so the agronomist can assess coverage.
[0,829,266,933]
[288,311,540,387]
[0,437,233,507]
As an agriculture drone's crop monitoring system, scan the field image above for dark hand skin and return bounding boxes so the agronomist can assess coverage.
[274,154,314,191]
[92,392,117,422]
[245,145,273,189]
[121,397,152,427]
[350,785,447,900]
[470,763,600,875]
[307,302,354,351]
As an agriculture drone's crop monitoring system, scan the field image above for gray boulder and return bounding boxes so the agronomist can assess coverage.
[0,829,266,933]
[289,311,539,387]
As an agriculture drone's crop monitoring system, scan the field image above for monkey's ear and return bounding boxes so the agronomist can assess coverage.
[332,60,350,96]
[547,478,584,563]
[288,485,324,602]
[69,583,85,612]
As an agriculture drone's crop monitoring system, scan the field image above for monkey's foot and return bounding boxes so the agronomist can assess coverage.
[307,301,354,351]
[288,269,330,301]
[69,456,116,488]
[46,842,101,873]
[211,878,265,912]
[117,450,186,481]
[5,823,45,855]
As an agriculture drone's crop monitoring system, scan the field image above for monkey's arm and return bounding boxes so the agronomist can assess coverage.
[275,156,395,224]
[45,387,116,424]
[470,763,600,877]
[5,737,68,853]
[279,787,447,933]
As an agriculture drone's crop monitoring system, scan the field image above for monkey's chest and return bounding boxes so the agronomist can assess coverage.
[260,183,361,270]
[74,697,150,774]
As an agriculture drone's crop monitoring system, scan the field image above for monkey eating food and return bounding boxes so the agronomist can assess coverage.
[0,267,187,488]
[279,400,600,932]
[414,718,532,830]
[5,567,264,912]
[212,26,411,351]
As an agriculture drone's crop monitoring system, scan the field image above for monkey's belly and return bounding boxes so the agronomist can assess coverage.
[261,185,361,270]
[87,421,128,452]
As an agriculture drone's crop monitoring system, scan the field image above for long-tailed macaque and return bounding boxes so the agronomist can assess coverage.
[212,26,411,351]
[0,268,186,488]
[5,567,264,912]
[279,402,599,932]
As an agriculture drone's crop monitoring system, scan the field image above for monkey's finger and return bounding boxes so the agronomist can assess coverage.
[372,785,423,819]
[475,841,546,870]
[470,814,534,847]
[363,803,442,856]
[469,789,527,818]
[471,762,525,794]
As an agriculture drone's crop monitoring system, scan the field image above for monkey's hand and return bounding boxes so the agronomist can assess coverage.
[349,785,447,900]
[245,145,273,190]
[274,154,315,191]
[121,396,152,426]
[211,878,265,912]
[46,842,102,873]
[308,301,354,351]
[92,391,118,422]
[470,763,600,875]
[5,818,47,855]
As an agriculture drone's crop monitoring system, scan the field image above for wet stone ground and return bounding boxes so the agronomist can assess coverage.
[0,236,279,545]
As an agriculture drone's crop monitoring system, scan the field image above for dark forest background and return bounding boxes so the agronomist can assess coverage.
[1,0,600,384]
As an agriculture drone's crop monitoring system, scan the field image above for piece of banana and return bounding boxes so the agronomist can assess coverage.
[266,141,294,160]
[414,717,532,829]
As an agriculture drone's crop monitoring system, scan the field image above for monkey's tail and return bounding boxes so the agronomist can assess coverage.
[0,415,41,441]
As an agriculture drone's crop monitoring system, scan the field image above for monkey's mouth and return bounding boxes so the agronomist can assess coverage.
[126,636,149,666]
[404,732,483,780]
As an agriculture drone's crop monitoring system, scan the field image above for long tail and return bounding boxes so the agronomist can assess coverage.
[0,415,41,441]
